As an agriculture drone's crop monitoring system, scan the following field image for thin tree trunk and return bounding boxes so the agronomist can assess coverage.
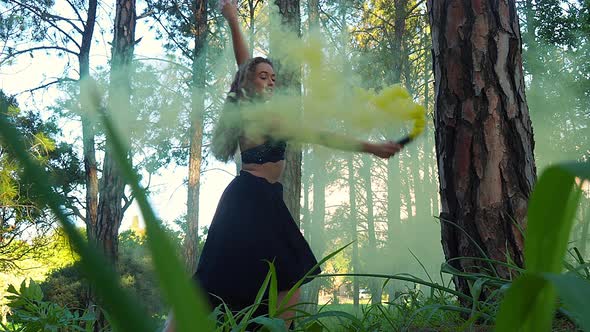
[184,0,208,275]
[348,155,360,310]
[81,0,99,244]
[361,155,380,304]
[78,0,99,324]
[427,0,536,301]
[385,153,401,303]
[308,150,326,310]
[96,0,136,262]
[302,149,311,241]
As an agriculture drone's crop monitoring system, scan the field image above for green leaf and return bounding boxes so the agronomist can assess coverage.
[267,260,278,318]
[25,279,43,302]
[250,316,287,332]
[237,266,273,331]
[496,160,590,332]
[525,166,581,274]
[543,273,590,331]
[495,274,554,332]
[6,284,18,295]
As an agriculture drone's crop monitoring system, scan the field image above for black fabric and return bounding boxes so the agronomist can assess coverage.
[194,170,320,319]
[240,139,287,164]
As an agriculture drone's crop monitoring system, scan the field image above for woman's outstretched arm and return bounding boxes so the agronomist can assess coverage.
[298,128,402,159]
[221,1,250,66]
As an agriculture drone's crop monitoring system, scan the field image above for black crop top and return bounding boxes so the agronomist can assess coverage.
[241,139,287,164]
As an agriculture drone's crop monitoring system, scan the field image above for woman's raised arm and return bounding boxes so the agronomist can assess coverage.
[221,1,250,66]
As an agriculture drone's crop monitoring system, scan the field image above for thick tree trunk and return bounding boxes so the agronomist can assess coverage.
[184,0,208,275]
[96,0,136,263]
[274,0,302,226]
[427,0,536,300]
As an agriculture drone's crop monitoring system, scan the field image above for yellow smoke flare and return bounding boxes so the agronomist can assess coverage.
[239,10,426,146]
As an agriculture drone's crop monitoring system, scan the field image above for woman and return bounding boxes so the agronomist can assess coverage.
[165,2,402,331]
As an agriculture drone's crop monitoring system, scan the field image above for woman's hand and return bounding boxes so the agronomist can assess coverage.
[363,141,402,159]
[220,0,239,21]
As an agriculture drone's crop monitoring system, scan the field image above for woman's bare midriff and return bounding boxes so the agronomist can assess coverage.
[239,136,285,183]
[241,160,285,183]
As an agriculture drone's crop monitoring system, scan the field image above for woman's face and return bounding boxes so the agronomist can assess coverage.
[251,62,275,98]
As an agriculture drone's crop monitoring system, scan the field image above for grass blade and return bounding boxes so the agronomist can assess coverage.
[544,273,590,331]
[495,274,552,331]
[0,101,154,331]
[496,161,590,332]
[94,96,215,332]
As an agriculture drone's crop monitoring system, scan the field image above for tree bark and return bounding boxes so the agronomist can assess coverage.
[96,0,136,263]
[81,0,99,244]
[427,0,536,300]
[184,0,208,276]
[274,0,302,226]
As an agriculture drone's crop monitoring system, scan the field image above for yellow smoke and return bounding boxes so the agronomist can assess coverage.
[237,12,426,145]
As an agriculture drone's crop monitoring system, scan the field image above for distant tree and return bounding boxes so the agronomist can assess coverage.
[0,91,82,271]
[0,0,100,245]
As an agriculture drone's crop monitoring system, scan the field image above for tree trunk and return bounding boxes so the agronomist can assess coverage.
[348,155,360,310]
[274,0,302,226]
[308,0,319,29]
[385,152,401,303]
[306,149,326,311]
[427,0,536,301]
[77,0,99,324]
[383,0,408,305]
[96,0,136,263]
[361,155,380,304]
[81,0,99,244]
[184,0,208,275]
[302,150,311,240]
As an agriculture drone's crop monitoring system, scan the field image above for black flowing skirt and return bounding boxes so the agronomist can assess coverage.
[193,170,320,315]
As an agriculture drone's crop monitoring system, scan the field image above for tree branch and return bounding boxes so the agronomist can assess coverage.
[17,77,77,95]
[1,45,78,66]
[122,194,135,213]
[64,0,86,27]
[9,0,83,35]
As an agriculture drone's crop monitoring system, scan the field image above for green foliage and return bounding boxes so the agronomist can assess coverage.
[39,230,166,318]
[5,279,96,332]
[496,161,590,331]
[519,0,590,165]
[0,90,83,272]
